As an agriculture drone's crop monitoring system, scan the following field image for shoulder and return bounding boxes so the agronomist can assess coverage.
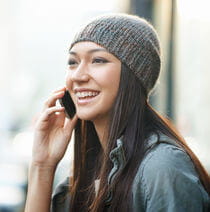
[132,136,210,211]
[141,142,194,177]
[139,133,197,182]
[139,133,199,180]
[133,141,196,198]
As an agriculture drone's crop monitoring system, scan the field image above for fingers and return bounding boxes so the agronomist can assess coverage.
[51,86,66,94]
[41,106,65,122]
[38,86,77,131]
[42,87,66,111]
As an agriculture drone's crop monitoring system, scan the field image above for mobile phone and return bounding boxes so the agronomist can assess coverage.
[59,90,76,119]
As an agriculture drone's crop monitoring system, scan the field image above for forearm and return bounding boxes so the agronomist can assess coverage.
[25,163,56,212]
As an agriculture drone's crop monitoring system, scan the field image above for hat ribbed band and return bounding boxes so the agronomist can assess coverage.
[70,14,161,94]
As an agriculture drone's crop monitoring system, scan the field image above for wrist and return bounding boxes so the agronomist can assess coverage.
[30,156,59,169]
[29,162,57,180]
[25,161,56,212]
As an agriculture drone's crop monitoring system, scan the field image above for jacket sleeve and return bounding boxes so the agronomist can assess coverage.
[51,177,70,212]
[132,143,210,212]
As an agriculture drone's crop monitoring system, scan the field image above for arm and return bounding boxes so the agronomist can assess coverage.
[25,164,56,212]
[24,87,77,212]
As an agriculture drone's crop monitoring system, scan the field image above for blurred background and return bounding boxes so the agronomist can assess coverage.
[1,0,210,211]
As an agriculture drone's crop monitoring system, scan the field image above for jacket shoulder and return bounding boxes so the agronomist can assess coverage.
[132,141,210,211]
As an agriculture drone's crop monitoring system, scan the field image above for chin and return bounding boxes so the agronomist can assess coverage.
[76,109,107,122]
[76,112,97,121]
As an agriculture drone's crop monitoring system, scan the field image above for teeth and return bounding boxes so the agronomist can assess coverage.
[76,91,99,98]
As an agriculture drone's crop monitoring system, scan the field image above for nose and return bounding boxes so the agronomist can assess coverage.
[68,63,89,82]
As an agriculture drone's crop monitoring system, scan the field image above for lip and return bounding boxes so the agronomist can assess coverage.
[73,87,100,93]
[77,95,99,105]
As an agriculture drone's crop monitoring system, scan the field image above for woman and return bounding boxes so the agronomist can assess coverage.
[25,14,210,212]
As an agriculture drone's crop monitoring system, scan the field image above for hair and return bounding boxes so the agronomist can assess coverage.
[69,63,210,211]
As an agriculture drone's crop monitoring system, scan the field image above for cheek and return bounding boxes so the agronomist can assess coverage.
[65,72,73,88]
[97,70,121,110]
[94,65,121,86]
[102,70,121,92]
[65,75,75,98]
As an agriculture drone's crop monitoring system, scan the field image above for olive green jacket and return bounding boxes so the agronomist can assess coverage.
[51,133,210,211]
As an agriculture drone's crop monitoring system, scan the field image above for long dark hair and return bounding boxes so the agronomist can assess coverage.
[69,64,210,211]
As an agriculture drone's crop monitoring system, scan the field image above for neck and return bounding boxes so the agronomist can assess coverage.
[93,117,109,150]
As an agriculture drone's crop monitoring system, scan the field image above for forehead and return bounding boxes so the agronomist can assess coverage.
[70,41,106,52]
[69,41,121,63]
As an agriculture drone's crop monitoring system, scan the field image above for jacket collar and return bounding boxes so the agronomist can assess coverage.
[105,132,181,204]
[144,132,182,151]
[108,132,180,175]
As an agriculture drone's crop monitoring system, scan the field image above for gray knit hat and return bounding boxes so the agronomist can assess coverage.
[70,13,161,95]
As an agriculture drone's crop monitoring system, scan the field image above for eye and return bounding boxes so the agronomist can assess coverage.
[92,58,109,64]
[67,59,78,66]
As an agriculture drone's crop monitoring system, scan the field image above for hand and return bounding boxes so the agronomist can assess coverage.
[32,87,78,167]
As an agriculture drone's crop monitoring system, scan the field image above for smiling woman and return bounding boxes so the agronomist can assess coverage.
[67,42,121,129]
[24,13,210,212]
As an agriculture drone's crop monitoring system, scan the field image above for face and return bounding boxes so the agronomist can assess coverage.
[65,41,121,123]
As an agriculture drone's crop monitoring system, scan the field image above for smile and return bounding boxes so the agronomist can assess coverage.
[74,90,100,105]
[75,91,99,98]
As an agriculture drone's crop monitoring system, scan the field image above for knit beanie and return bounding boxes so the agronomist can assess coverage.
[70,13,161,95]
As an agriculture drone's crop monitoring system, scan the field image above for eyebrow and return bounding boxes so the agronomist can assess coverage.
[69,48,108,55]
